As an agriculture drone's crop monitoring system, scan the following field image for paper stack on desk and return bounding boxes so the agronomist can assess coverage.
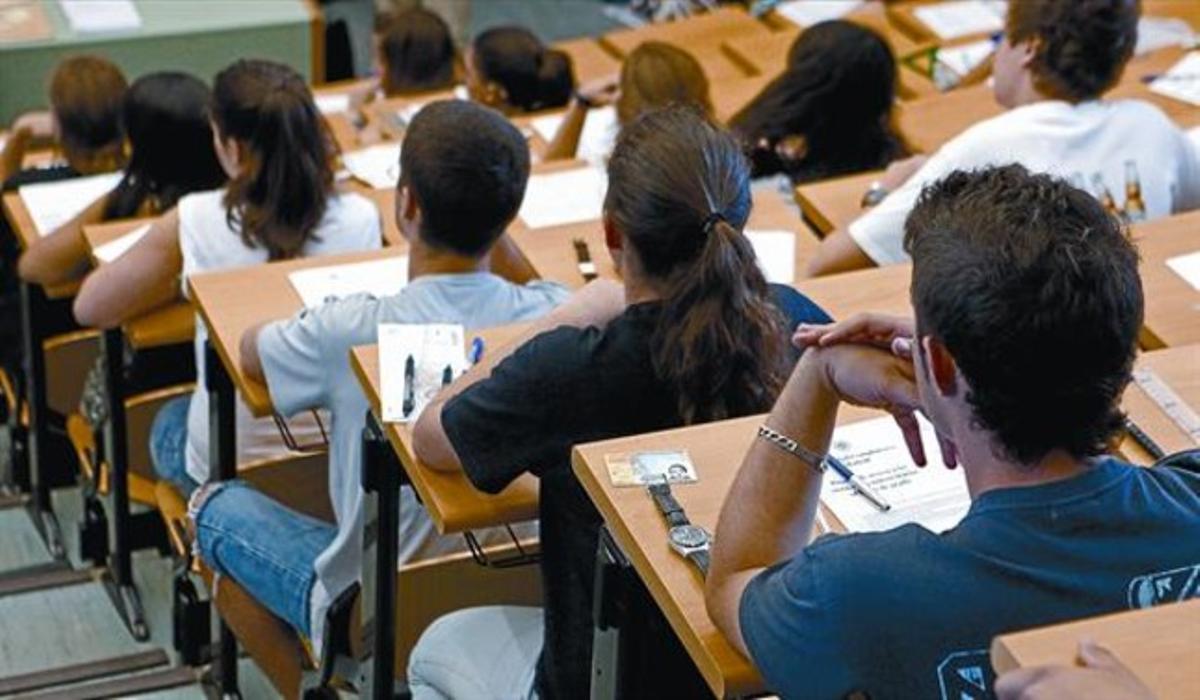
[315,93,352,115]
[342,143,401,189]
[531,106,619,165]
[914,0,1005,40]
[518,166,608,229]
[1149,52,1200,107]
[821,415,970,534]
[20,171,122,236]
[774,0,863,28]
[745,230,796,284]
[1166,250,1200,292]
[288,256,408,309]
[379,323,467,423]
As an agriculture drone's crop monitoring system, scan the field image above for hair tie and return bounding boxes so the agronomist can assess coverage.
[702,211,726,235]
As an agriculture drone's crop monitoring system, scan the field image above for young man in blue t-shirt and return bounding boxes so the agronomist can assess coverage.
[706,164,1200,700]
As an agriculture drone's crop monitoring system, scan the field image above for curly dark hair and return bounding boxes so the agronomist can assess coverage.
[1007,0,1140,102]
[903,165,1143,466]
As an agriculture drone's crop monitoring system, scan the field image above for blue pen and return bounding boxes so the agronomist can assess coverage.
[824,454,891,513]
[469,337,485,364]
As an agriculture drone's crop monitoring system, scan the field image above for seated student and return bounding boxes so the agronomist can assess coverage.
[543,40,712,162]
[0,55,127,190]
[465,26,574,115]
[807,0,1200,276]
[705,165,1200,698]
[188,99,567,653]
[406,106,831,700]
[18,71,227,287]
[996,640,1156,700]
[73,59,382,496]
[729,20,908,184]
[376,7,458,97]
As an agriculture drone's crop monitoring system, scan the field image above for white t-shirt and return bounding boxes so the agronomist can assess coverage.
[179,188,382,484]
[256,273,569,653]
[850,99,1200,264]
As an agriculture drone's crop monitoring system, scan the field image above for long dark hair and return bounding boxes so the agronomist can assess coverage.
[730,21,906,183]
[471,26,573,112]
[377,7,457,96]
[605,106,788,424]
[104,72,227,220]
[212,59,334,260]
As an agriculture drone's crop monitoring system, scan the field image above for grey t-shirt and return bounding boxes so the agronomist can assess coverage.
[257,271,568,652]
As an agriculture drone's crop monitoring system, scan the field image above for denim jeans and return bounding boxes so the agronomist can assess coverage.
[149,395,200,496]
[191,480,336,636]
[408,606,542,700]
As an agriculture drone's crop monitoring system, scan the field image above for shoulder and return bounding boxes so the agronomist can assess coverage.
[514,280,572,307]
[177,188,227,228]
[1103,98,1178,128]
[767,284,832,327]
[326,190,379,224]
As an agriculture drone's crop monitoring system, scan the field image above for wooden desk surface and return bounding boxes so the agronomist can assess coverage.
[508,188,820,290]
[991,599,1200,699]
[796,262,914,320]
[711,72,773,124]
[188,246,407,417]
[1119,344,1200,464]
[600,6,769,81]
[2,190,79,299]
[349,333,541,534]
[794,169,880,236]
[1109,47,1200,131]
[1133,211,1200,350]
[363,88,460,142]
[553,37,622,84]
[886,1,1001,45]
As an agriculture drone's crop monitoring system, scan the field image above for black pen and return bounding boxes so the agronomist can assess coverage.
[441,364,453,387]
[401,354,416,417]
[1124,417,1165,461]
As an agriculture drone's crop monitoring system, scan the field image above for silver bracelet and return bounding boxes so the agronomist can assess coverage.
[757,425,827,474]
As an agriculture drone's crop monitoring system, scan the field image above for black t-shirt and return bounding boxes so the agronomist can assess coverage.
[441,285,831,700]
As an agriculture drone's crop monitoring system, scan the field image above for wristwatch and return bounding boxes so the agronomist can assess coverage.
[861,180,890,208]
[648,482,711,577]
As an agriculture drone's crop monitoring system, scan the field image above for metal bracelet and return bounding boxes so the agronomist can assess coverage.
[756,425,827,474]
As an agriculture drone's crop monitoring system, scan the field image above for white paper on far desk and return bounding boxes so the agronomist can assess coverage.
[531,106,619,165]
[59,0,141,33]
[379,323,467,423]
[1149,52,1200,107]
[518,167,608,229]
[821,415,970,534]
[315,93,352,115]
[342,143,401,189]
[93,223,150,263]
[1166,250,1200,293]
[775,0,863,28]
[745,230,796,284]
[914,0,1005,40]
[19,171,122,236]
[288,256,409,309]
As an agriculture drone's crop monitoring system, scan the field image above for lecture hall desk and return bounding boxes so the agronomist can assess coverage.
[1133,210,1200,350]
[599,6,770,83]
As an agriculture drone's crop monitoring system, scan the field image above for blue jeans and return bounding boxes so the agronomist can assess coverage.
[192,480,336,636]
[150,395,200,496]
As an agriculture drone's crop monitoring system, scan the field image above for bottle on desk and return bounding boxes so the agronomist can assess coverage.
[1123,160,1147,224]
[1091,172,1120,218]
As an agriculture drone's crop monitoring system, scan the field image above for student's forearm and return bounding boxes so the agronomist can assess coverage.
[239,321,269,384]
[804,229,876,278]
[541,100,588,162]
[17,195,107,286]
[706,351,838,653]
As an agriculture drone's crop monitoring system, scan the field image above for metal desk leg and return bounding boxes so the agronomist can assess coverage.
[361,411,400,700]
[18,280,63,559]
[205,342,240,699]
[591,525,632,700]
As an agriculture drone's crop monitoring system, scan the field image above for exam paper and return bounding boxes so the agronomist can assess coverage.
[93,223,149,263]
[745,230,796,284]
[914,0,1005,40]
[775,0,863,28]
[935,38,995,88]
[531,105,618,165]
[315,93,351,115]
[1148,52,1200,107]
[379,323,467,423]
[1136,17,1196,56]
[821,415,970,534]
[59,0,141,33]
[342,143,401,189]
[1166,250,1200,293]
[518,167,608,229]
[288,256,408,309]
[20,171,122,236]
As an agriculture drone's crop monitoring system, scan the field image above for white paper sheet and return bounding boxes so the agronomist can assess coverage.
[914,0,1005,40]
[315,93,352,115]
[19,171,122,236]
[287,256,408,309]
[93,223,150,263]
[775,0,863,28]
[1148,51,1200,107]
[821,415,970,534]
[1136,17,1196,56]
[531,105,619,165]
[745,230,796,284]
[59,0,141,33]
[379,323,467,422]
[1166,250,1200,292]
[937,38,995,80]
[518,166,608,229]
[342,143,401,189]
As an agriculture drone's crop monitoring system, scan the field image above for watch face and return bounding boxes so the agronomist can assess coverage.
[670,525,708,548]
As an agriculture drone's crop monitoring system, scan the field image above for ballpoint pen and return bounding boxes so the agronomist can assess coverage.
[469,337,485,364]
[441,364,453,387]
[1124,417,1165,461]
[401,354,416,418]
[824,454,891,513]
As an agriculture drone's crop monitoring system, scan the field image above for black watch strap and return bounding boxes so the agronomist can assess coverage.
[649,483,688,528]
[687,549,710,577]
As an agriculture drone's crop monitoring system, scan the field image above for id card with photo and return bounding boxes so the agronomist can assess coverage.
[604,450,697,487]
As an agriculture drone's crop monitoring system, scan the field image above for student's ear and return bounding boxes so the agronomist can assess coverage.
[1016,37,1038,70]
[396,182,421,241]
[922,336,959,398]
[603,215,624,273]
[482,80,508,109]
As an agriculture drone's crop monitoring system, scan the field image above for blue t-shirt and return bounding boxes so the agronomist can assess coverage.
[739,460,1200,700]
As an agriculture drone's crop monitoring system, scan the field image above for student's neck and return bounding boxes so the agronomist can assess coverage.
[622,274,664,306]
[958,438,1094,499]
[407,242,488,281]
[1008,83,1057,109]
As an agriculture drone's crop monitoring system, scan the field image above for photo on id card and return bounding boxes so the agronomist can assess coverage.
[604,449,697,487]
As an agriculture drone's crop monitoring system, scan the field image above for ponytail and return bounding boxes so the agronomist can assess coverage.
[213,60,334,260]
[606,105,789,424]
[534,48,573,111]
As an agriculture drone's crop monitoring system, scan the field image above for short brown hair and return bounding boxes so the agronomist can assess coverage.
[1007,0,1140,102]
[49,55,128,155]
[616,42,712,125]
